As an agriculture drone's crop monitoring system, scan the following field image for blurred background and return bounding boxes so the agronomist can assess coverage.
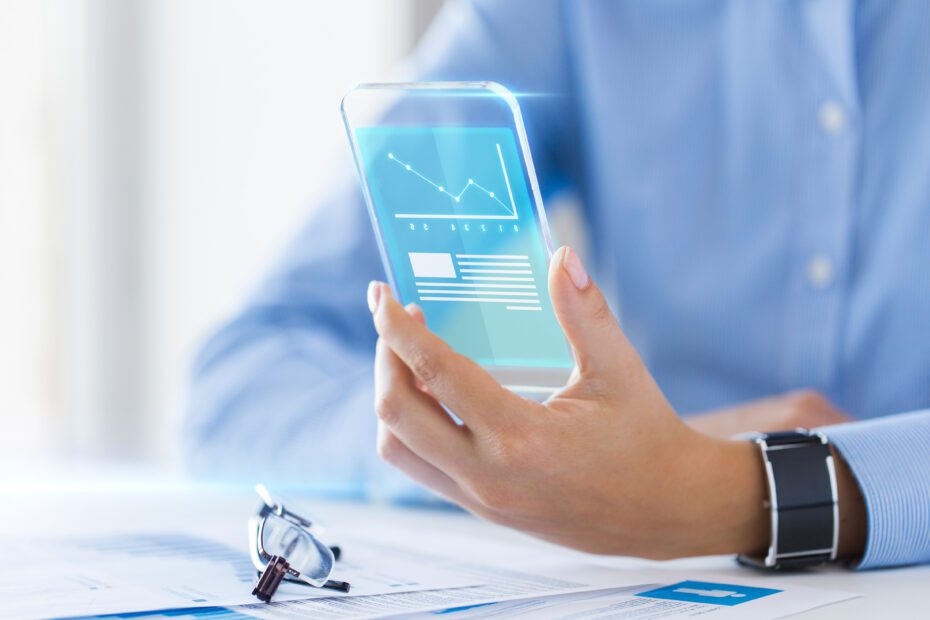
[0,0,443,472]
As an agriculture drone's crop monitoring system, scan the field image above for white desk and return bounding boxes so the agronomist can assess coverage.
[4,471,927,618]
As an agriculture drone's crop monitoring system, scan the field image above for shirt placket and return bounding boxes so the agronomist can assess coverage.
[787,0,860,392]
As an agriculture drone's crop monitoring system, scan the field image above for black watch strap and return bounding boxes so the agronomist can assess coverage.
[737,430,839,570]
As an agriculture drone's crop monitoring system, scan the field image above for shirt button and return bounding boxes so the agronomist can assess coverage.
[818,100,846,135]
[806,255,835,289]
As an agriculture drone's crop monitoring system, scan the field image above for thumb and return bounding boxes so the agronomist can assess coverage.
[405,302,426,324]
[548,246,632,378]
[404,303,432,394]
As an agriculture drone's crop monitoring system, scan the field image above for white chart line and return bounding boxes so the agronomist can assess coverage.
[496,142,518,215]
[506,306,542,311]
[388,145,518,220]
[419,297,540,304]
[394,213,518,220]
[462,276,534,282]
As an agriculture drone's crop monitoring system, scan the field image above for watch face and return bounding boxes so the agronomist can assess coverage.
[752,433,838,569]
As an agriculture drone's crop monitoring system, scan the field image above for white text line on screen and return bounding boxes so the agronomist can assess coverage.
[460,269,532,275]
[415,281,536,289]
[456,261,531,267]
[419,297,540,304]
[417,290,539,297]
[456,254,529,260]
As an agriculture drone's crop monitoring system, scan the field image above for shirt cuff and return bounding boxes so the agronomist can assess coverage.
[819,409,930,569]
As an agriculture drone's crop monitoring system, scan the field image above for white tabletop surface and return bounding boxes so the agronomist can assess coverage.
[3,467,927,618]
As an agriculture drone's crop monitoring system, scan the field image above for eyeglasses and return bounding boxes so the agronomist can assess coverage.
[248,484,350,602]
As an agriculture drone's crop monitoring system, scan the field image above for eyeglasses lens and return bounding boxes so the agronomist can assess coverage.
[261,512,334,584]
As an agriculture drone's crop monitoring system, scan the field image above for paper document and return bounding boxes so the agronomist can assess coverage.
[0,531,859,620]
[230,559,645,619]
[0,533,485,620]
[403,579,859,619]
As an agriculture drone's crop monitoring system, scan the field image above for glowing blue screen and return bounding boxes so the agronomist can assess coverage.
[356,126,572,368]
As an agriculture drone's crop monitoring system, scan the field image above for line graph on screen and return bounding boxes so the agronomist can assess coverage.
[387,143,518,220]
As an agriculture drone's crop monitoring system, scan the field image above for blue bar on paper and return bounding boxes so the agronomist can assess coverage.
[637,580,781,606]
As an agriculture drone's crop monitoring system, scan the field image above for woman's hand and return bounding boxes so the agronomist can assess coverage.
[366,246,770,559]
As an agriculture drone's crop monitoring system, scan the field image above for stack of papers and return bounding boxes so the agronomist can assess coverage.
[231,574,856,619]
[0,534,489,618]
[400,580,858,619]
[0,532,857,619]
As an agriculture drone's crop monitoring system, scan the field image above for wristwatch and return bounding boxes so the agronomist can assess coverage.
[737,429,839,570]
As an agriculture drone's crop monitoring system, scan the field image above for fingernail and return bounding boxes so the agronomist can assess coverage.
[367,281,382,313]
[561,247,589,290]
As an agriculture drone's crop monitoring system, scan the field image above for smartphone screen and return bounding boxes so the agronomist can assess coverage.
[354,125,573,370]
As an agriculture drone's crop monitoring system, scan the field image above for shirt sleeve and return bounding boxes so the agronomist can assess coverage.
[183,0,578,501]
[819,410,930,569]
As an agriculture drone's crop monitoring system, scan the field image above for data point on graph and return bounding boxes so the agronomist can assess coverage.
[406,165,411,170]
[489,192,495,198]
[439,186,445,192]
[455,197,461,202]
[388,153,394,159]
[468,179,474,184]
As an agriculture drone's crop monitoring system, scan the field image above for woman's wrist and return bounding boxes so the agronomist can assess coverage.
[672,433,770,558]
[677,433,867,562]
[832,446,867,560]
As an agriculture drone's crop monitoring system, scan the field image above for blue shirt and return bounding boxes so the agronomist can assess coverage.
[185,0,930,569]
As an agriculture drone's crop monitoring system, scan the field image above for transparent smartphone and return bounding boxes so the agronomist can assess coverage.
[342,82,572,394]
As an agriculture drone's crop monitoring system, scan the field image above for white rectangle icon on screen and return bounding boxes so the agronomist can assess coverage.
[408,252,456,279]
